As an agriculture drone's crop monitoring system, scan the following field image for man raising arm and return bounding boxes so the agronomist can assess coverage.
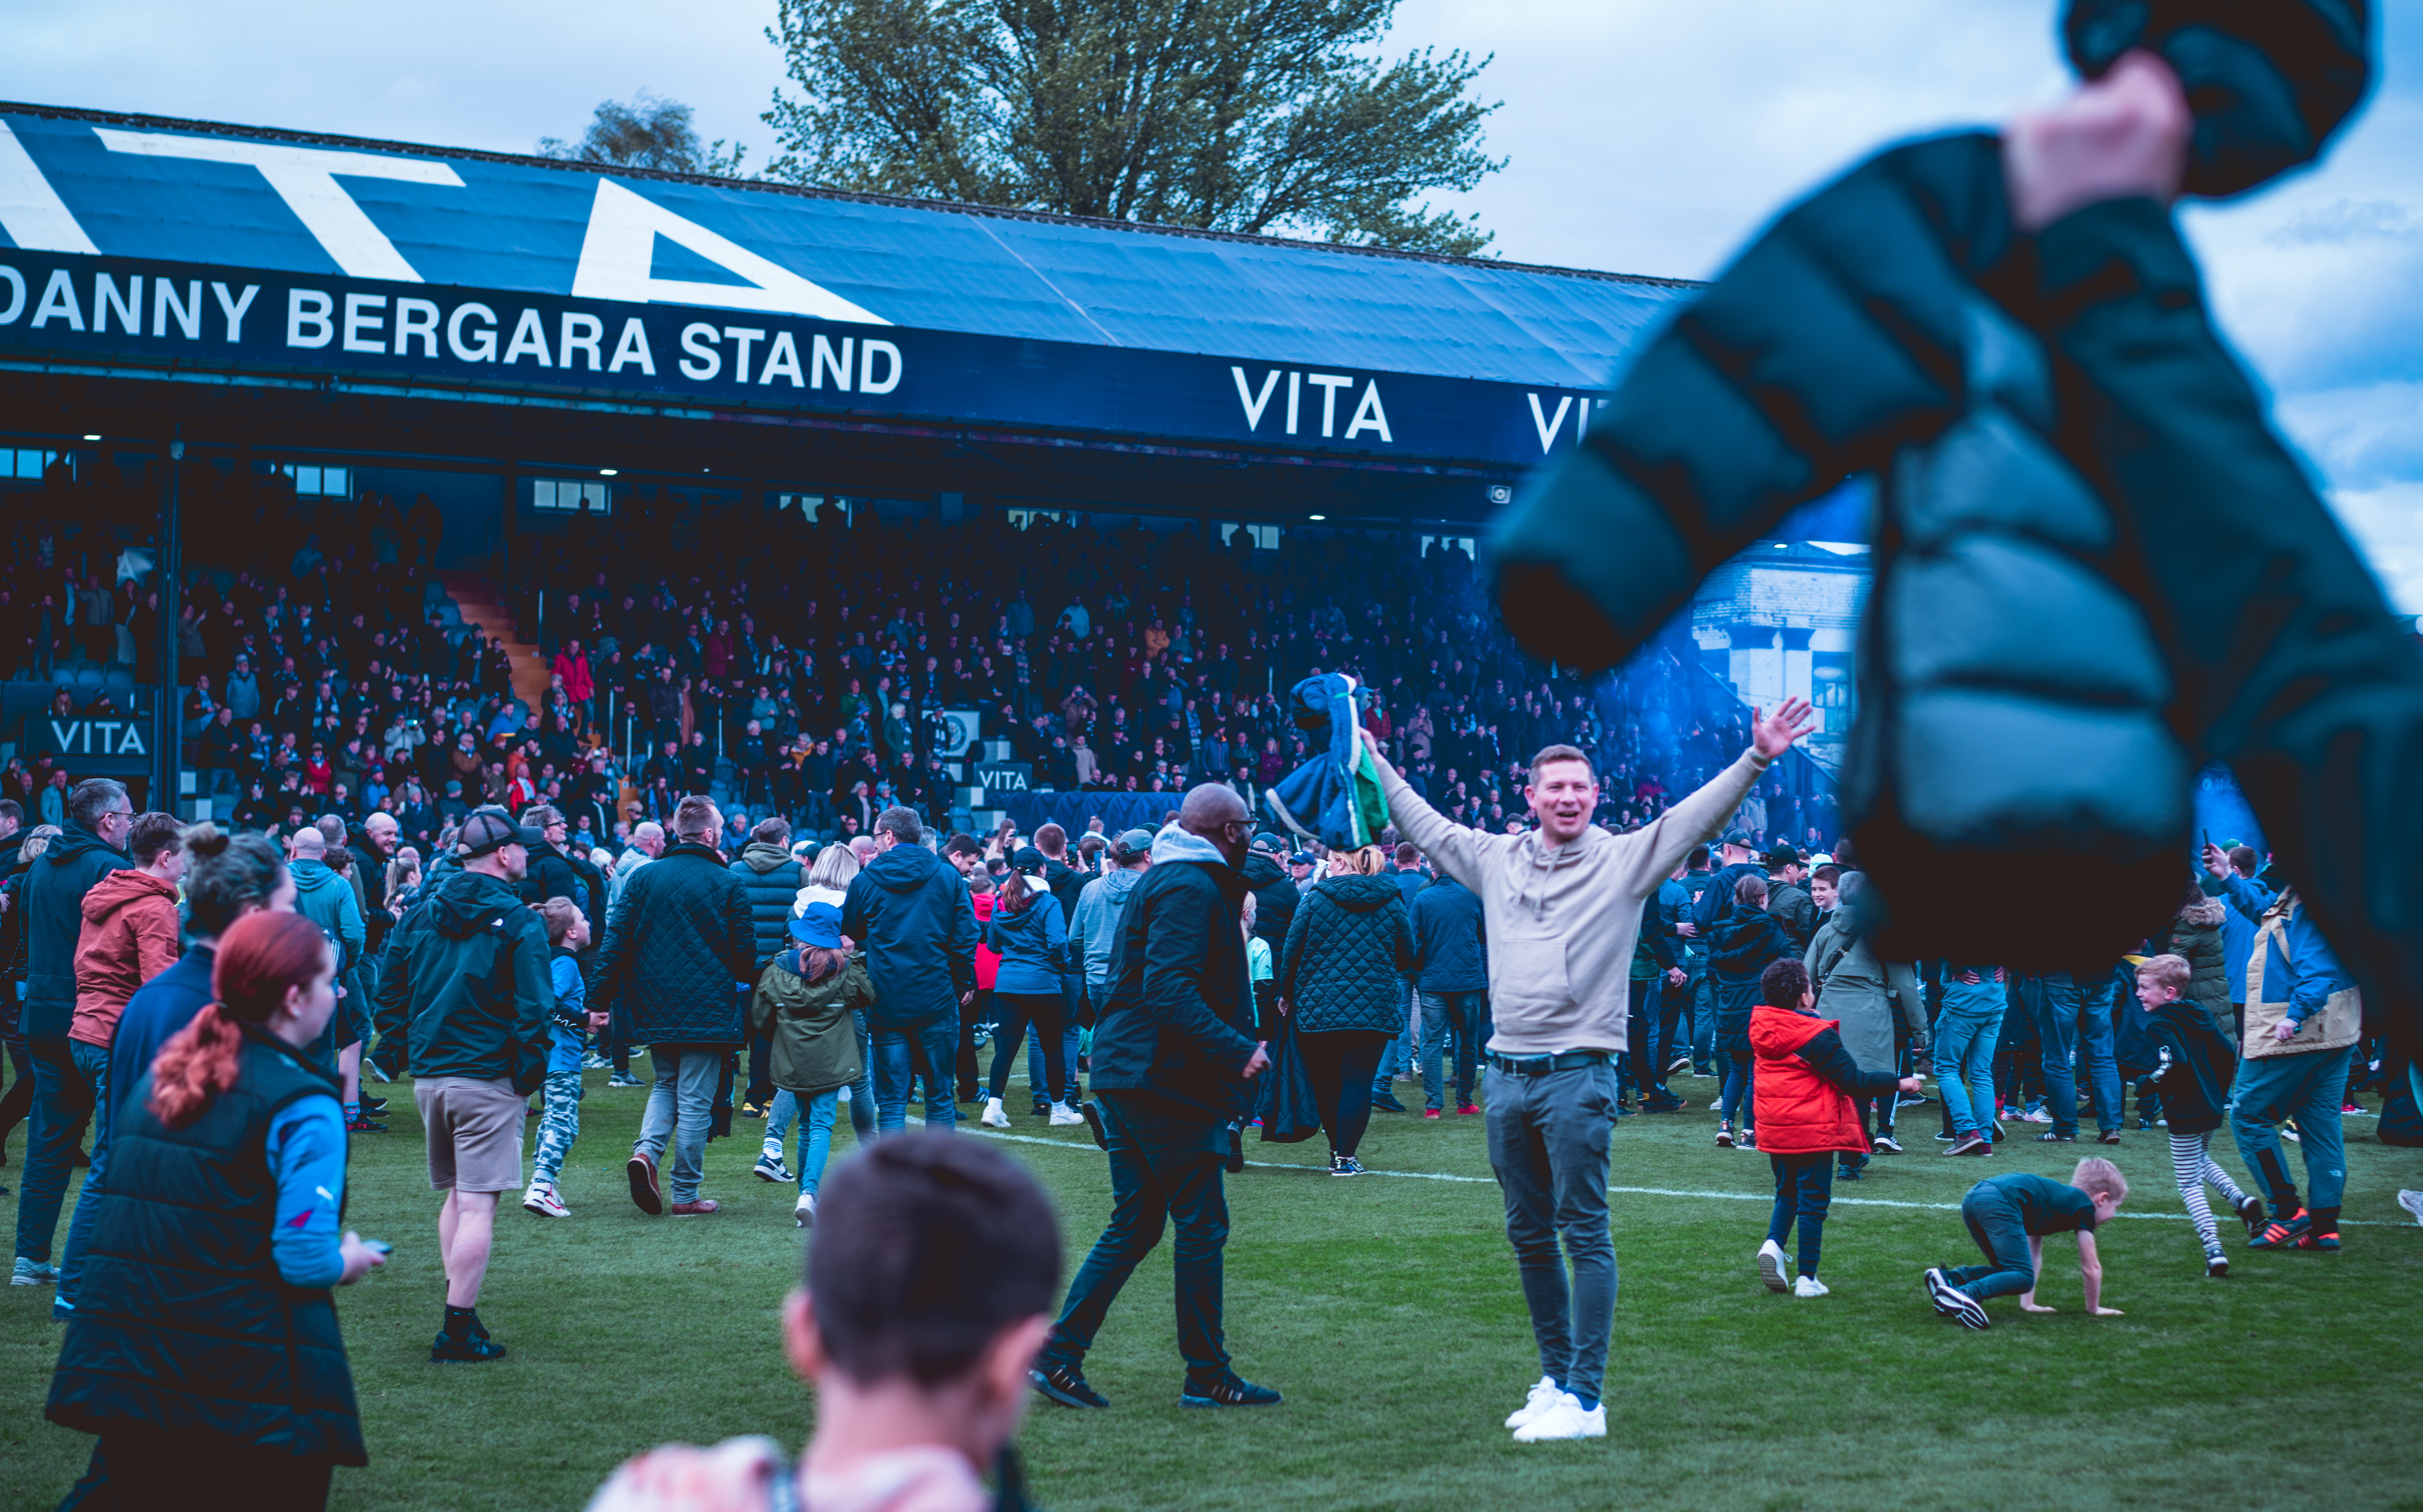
[1361,698,1815,1443]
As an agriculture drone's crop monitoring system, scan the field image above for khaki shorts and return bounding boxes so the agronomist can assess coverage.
[414,1076,526,1193]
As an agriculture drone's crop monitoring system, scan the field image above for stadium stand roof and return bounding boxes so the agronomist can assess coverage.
[0,103,1697,470]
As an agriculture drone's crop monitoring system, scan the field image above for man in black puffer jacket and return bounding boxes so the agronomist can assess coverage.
[728,816,805,1113]
[594,796,753,1217]
[1031,784,1276,1415]
[1487,2,2415,1025]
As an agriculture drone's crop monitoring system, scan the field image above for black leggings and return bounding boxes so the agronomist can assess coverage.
[989,991,1069,1103]
[1297,1029,1388,1159]
[89,1428,335,1510]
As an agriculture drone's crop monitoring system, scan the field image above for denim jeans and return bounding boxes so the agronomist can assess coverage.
[15,1037,96,1263]
[1717,1037,1754,1125]
[873,1010,961,1134]
[2030,972,2122,1137]
[1767,1151,1832,1278]
[1484,1056,1619,1406]
[766,1088,842,1194]
[531,1068,583,1188]
[1687,962,1716,1072]
[1945,1186,2036,1301]
[1040,1091,1232,1381]
[57,1039,113,1303]
[634,1045,723,1203]
[1418,989,1488,1110]
[2230,1045,2352,1213]
[991,992,1068,1104]
[1371,976,1418,1093]
[1934,1007,2004,1138]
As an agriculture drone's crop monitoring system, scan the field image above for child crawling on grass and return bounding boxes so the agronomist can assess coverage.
[587,1132,1058,1512]
[1749,957,1924,1297]
[1924,1160,2127,1330]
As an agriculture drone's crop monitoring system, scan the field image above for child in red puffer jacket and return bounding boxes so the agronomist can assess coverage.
[1749,957,1923,1298]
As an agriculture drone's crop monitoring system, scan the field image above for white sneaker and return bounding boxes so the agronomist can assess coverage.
[1757,1239,1789,1293]
[1503,1375,1563,1430]
[1048,1102,1086,1126]
[1792,1275,1830,1298]
[522,1183,569,1218]
[795,1192,817,1229]
[2398,1189,2423,1227]
[982,1097,1011,1129]
[1512,1393,1605,1443]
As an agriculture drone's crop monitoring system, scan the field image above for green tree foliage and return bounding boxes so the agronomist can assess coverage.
[762,0,1502,255]
[539,92,750,178]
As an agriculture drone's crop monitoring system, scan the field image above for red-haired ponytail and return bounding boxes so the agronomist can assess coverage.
[147,911,333,1131]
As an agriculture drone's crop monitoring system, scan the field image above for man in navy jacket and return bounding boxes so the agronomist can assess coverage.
[1030,784,1274,1414]
[841,806,978,1134]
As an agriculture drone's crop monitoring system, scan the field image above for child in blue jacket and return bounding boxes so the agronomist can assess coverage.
[525,898,604,1218]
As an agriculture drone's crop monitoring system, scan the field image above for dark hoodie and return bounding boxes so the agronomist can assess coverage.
[371,869,552,1091]
[1709,909,1795,1036]
[1276,871,1414,1036]
[1243,851,1297,953]
[842,842,978,1032]
[2145,996,2238,1137]
[23,820,130,1039]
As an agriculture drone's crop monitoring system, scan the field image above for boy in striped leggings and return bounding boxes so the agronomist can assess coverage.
[2136,954,2263,1275]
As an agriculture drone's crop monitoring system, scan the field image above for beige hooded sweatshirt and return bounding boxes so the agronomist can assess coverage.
[1377,748,1770,1056]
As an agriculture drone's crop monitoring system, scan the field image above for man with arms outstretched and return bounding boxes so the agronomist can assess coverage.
[1364,699,1816,1442]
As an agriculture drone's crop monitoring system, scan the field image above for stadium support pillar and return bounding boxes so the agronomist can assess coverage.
[154,428,184,815]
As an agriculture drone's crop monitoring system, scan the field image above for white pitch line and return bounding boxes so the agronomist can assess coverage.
[942,1123,2408,1227]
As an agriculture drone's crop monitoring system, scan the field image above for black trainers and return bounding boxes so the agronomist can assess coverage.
[1371,1090,1407,1114]
[1079,1101,1109,1151]
[1181,1374,1283,1408]
[1030,1362,1109,1409]
[2034,1132,2077,1143]
[430,1330,507,1363]
[1225,1122,1245,1174]
[2235,1194,2269,1241]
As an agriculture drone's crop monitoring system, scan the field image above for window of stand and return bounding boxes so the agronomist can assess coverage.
[534,478,612,514]
[1,449,62,479]
[279,463,351,497]
[775,493,849,523]
[1215,522,1283,550]
[1004,507,1067,529]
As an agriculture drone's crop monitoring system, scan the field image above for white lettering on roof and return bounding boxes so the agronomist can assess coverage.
[568,178,887,325]
[94,129,463,282]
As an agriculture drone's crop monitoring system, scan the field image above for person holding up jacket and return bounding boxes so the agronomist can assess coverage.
[1277,846,1415,1174]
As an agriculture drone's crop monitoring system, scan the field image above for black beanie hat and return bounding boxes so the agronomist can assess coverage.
[2063,0,2372,197]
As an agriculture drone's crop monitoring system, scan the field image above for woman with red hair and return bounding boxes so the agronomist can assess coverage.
[46,910,387,1509]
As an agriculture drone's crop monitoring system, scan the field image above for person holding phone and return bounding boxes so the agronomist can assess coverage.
[48,910,388,1509]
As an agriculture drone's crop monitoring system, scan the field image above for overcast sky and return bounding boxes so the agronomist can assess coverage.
[3,0,2416,606]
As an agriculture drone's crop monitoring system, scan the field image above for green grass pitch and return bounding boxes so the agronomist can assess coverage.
[5,1065,2419,1511]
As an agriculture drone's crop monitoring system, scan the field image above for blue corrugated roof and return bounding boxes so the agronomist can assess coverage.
[0,103,1691,390]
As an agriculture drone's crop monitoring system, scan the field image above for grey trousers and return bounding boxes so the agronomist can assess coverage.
[634,1044,724,1203]
[1484,1057,1620,1404]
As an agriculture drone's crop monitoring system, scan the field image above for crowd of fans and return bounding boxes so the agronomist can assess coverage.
[3,463,1840,864]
